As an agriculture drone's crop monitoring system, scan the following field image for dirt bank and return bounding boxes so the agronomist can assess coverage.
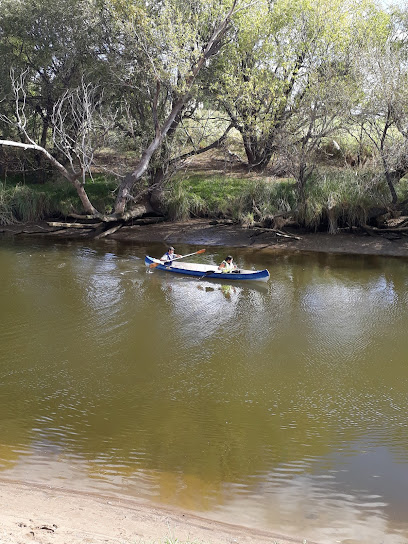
[0,479,307,544]
[112,219,408,257]
[2,219,408,257]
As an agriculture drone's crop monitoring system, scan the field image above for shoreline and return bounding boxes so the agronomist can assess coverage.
[2,218,408,257]
[112,219,408,257]
[0,478,306,544]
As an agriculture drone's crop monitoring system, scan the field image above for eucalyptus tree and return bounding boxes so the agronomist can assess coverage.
[211,0,383,171]
[105,0,240,215]
[351,6,408,206]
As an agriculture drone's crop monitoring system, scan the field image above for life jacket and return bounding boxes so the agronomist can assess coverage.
[221,260,234,272]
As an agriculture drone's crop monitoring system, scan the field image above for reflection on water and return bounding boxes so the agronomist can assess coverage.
[1,239,408,543]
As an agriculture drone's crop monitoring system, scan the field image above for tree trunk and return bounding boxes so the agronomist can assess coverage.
[381,155,398,206]
[242,131,274,170]
[114,1,238,214]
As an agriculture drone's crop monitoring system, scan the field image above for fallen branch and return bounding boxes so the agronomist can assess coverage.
[249,227,300,240]
[47,221,102,229]
[68,213,101,221]
[130,217,165,225]
[275,229,301,240]
[94,224,123,239]
[362,224,408,234]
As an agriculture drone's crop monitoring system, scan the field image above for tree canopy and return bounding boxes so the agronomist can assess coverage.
[1,0,408,223]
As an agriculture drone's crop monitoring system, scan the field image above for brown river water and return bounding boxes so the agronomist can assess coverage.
[1,238,408,543]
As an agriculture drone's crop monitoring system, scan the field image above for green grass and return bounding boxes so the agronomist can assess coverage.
[164,175,297,221]
[0,174,117,225]
[168,174,249,217]
[2,167,406,231]
[299,169,391,232]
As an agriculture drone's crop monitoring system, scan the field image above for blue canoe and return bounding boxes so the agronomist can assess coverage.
[145,256,270,282]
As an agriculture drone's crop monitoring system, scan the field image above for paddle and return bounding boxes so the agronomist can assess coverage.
[149,248,206,268]
[199,268,241,279]
[200,269,217,279]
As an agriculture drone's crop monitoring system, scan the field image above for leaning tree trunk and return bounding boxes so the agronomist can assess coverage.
[114,1,238,215]
[381,154,398,206]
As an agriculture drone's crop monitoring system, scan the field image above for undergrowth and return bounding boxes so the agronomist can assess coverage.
[2,168,406,232]
[0,175,117,225]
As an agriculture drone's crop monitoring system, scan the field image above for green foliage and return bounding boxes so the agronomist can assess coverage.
[169,174,247,217]
[1,0,407,220]
[209,0,385,169]
[164,175,298,222]
[231,179,297,222]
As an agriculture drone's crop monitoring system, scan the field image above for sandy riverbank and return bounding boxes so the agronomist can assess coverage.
[0,479,307,544]
[2,218,408,257]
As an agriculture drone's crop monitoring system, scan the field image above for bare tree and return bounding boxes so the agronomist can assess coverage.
[0,71,109,215]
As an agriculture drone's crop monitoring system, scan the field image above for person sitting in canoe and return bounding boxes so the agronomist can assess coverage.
[160,246,181,264]
[218,255,237,273]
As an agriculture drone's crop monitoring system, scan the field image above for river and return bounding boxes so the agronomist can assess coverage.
[0,237,408,543]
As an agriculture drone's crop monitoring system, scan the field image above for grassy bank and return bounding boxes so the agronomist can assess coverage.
[2,168,408,232]
[164,169,408,231]
[0,175,116,225]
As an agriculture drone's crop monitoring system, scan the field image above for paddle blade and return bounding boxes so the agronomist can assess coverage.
[196,249,206,254]
[149,262,160,268]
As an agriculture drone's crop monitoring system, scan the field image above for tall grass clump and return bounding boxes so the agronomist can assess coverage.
[231,179,297,224]
[0,175,118,223]
[173,174,248,217]
[0,184,15,225]
[10,184,53,221]
[0,183,53,224]
[163,176,298,222]
[299,170,389,232]
[162,179,206,220]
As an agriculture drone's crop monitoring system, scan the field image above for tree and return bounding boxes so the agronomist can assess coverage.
[211,0,383,170]
[0,0,240,224]
[352,7,408,206]
[106,0,240,215]
[0,0,109,177]
[278,63,357,206]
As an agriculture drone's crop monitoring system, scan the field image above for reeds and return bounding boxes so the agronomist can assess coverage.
[298,170,389,232]
[0,175,117,224]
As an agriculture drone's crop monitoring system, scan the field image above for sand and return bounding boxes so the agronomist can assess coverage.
[0,479,305,544]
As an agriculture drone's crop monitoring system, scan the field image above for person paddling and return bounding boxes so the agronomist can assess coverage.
[218,255,237,273]
[160,246,181,264]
